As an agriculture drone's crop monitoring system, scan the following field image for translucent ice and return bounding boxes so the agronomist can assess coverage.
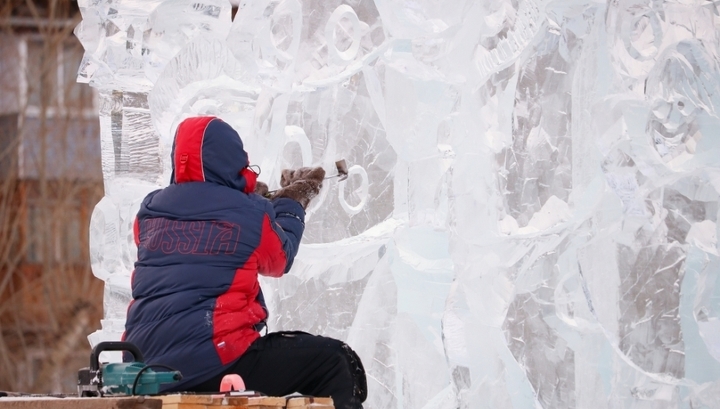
[77,0,720,407]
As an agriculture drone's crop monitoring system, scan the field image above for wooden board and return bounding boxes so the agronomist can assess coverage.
[0,397,162,409]
[248,397,285,407]
[286,397,334,408]
[159,395,332,409]
[160,395,284,409]
[0,394,334,409]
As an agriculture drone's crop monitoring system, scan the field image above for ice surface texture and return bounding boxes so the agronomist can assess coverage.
[76,0,720,407]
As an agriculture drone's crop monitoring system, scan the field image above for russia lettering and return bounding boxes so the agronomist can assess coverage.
[139,218,240,255]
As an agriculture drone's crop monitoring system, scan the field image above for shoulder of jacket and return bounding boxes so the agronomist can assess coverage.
[139,189,162,209]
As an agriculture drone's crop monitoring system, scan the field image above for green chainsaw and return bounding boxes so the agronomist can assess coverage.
[77,341,182,397]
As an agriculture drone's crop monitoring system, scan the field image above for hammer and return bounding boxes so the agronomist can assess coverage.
[324,160,349,181]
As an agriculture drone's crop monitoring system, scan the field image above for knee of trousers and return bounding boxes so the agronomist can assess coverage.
[333,342,367,404]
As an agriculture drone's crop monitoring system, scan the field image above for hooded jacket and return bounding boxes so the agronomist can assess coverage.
[123,116,305,390]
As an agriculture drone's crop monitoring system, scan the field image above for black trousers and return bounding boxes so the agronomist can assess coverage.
[190,332,367,409]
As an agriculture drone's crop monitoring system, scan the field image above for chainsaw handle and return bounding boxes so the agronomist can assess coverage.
[90,341,144,371]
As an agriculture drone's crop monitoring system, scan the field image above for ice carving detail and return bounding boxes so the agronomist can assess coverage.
[77,0,720,407]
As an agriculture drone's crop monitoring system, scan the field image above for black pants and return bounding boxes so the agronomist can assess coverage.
[190,332,367,409]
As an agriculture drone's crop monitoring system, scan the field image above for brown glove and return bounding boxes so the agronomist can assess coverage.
[280,167,326,188]
[254,181,269,197]
[273,180,321,209]
[273,167,326,209]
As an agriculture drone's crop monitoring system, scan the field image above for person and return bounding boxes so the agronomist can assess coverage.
[123,116,367,408]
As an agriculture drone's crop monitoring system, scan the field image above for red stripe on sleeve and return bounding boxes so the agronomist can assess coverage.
[174,117,215,183]
[255,215,288,278]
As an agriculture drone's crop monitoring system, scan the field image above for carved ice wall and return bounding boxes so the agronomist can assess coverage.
[76,0,720,407]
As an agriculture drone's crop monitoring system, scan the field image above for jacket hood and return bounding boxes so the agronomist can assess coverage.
[170,116,251,191]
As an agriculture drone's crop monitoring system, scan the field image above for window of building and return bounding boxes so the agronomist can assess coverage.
[0,113,19,178]
[26,196,86,265]
[21,36,96,118]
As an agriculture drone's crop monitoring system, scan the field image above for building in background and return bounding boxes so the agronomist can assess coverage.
[0,0,103,393]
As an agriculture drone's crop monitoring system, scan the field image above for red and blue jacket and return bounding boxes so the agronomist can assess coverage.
[123,116,305,390]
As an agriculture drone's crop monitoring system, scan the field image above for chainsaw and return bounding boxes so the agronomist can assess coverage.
[77,341,182,397]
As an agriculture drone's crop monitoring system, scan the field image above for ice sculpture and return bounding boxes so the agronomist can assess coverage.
[75,0,720,407]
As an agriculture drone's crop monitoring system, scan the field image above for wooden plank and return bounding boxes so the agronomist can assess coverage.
[161,395,215,405]
[220,397,250,406]
[286,397,334,409]
[162,404,209,409]
[159,394,332,409]
[286,397,333,407]
[0,397,162,409]
[246,396,284,408]
[161,394,252,408]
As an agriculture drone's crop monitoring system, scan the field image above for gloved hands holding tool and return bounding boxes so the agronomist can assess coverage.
[255,167,326,209]
[274,167,325,209]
